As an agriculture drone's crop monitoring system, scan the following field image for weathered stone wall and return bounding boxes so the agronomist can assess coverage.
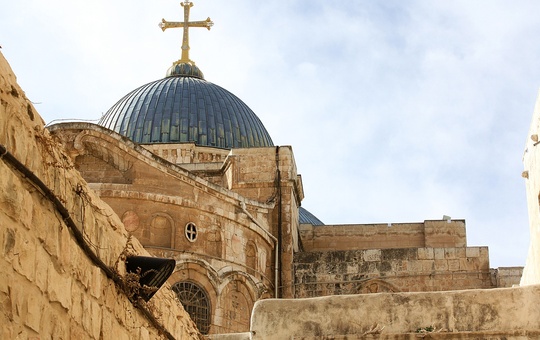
[522,89,540,285]
[50,123,278,334]
[300,223,426,251]
[492,267,524,288]
[220,146,304,298]
[0,52,200,339]
[300,220,466,252]
[294,246,493,297]
[144,143,230,165]
[250,285,540,339]
[123,139,305,303]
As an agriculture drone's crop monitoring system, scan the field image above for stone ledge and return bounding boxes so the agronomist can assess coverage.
[251,285,540,339]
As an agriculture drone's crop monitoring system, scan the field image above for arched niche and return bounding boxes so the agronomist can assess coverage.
[146,212,174,248]
[246,241,257,277]
[219,278,255,333]
[358,279,399,294]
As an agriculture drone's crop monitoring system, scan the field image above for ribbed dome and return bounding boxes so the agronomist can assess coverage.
[299,207,325,226]
[98,76,273,149]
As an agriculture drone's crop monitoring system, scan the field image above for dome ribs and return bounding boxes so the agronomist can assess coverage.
[99,76,273,149]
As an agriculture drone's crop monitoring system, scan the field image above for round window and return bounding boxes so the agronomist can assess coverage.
[185,222,198,242]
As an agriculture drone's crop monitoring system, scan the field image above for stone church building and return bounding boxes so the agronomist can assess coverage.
[42,2,522,336]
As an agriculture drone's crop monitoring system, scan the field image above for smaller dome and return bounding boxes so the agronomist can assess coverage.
[166,61,204,79]
[299,207,325,226]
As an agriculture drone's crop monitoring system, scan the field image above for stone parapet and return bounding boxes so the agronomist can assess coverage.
[293,246,492,297]
[300,219,466,252]
[250,285,540,339]
[491,267,524,288]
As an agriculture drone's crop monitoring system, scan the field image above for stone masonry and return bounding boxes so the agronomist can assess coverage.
[0,52,201,339]
[294,246,493,297]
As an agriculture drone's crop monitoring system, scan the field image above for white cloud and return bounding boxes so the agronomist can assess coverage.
[1,0,537,267]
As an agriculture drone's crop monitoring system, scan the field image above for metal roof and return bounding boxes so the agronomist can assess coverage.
[299,207,325,226]
[98,76,273,149]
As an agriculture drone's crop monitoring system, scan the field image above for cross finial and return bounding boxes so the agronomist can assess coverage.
[159,1,213,65]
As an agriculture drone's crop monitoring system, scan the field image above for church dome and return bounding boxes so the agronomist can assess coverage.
[98,75,274,149]
[99,1,273,149]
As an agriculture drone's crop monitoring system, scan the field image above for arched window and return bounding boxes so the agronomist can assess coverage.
[172,281,211,334]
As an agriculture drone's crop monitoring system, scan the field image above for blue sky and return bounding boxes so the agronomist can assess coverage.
[2,0,540,267]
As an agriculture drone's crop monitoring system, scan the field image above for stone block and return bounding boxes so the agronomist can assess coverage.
[9,280,25,320]
[38,300,53,337]
[479,247,489,258]
[434,248,445,260]
[466,247,480,258]
[100,308,113,338]
[0,171,26,223]
[346,263,359,274]
[83,297,102,339]
[41,219,60,260]
[47,261,72,310]
[448,259,460,271]
[25,293,42,332]
[444,248,456,259]
[2,227,16,263]
[459,258,472,271]
[0,320,14,340]
[393,260,408,273]
[46,307,69,339]
[35,245,49,293]
[14,234,36,282]
[0,261,11,296]
[418,248,434,260]
[424,220,466,248]
[434,259,448,271]
[406,260,422,272]
[478,257,490,271]
[89,266,104,299]
[112,318,133,340]
[139,326,150,340]
[71,282,84,325]
[363,249,381,262]
[70,319,89,339]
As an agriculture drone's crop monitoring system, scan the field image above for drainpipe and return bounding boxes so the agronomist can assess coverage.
[240,200,279,298]
[275,146,282,298]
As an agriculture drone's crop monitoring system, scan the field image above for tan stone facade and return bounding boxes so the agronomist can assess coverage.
[0,53,201,339]
[42,91,522,335]
[50,122,308,334]
[1,38,530,338]
[294,220,499,297]
[45,121,521,335]
[294,246,494,297]
[300,220,467,252]
[242,82,540,340]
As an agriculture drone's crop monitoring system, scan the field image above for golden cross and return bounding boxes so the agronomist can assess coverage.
[159,1,213,63]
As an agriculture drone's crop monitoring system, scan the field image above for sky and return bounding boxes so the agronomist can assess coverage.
[2,0,540,268]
